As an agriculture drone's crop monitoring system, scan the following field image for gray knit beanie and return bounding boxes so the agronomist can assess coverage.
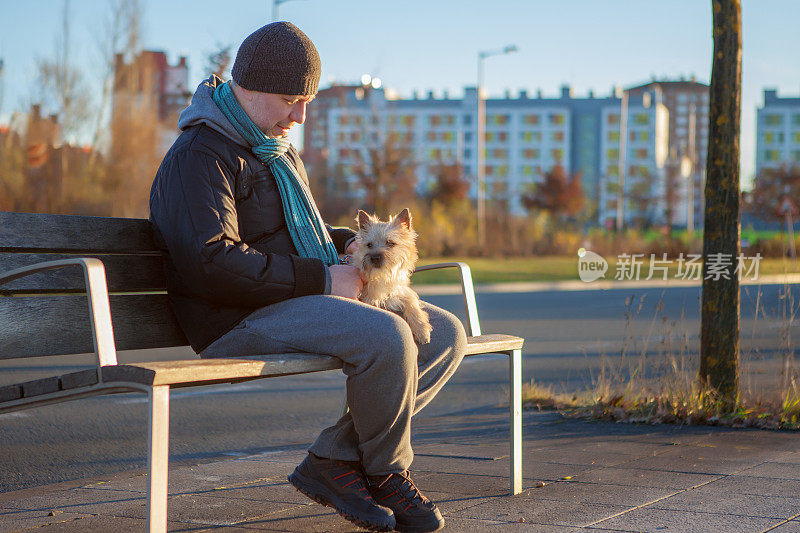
[231,22,321,95]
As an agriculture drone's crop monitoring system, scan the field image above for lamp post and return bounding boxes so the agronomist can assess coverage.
[477,45,517,248]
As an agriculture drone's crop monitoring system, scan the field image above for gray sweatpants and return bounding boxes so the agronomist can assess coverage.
[200,295,467,476]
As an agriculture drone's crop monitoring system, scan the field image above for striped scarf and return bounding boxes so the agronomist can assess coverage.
[213,81,339,266]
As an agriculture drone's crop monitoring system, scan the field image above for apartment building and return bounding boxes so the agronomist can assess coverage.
[756,89,800,175]
[304,78,706,225]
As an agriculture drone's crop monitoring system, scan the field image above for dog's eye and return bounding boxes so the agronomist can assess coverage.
[386,241,396,247]
[366,242,373,248]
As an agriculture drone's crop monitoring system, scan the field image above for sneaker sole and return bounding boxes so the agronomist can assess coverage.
[288,470,395,532]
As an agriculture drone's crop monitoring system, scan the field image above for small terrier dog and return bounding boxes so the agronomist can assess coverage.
[351,208,433,344]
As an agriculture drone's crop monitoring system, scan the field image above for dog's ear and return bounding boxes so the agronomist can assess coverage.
[394,208,412,230]
[357,210,373,230]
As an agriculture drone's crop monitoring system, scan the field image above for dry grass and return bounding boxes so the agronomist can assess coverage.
[521,279,800,431]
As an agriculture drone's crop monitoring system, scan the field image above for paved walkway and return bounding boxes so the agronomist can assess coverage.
[1,408,800,532]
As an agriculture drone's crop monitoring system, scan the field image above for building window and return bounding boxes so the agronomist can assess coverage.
[794,132,800,143]
[606,148,619,160]
[427,131,437,142]
[607,131,620,142]
[521,165,535,176]
[792,150,800,162]
[442,132,455,142]
[551,131,565,142]
[490,114,510,125]
[497,165,508,177]
[635,148,648,159]
[606,165,619,177]
[465,132,473,142]
[764,150,781,161]
[765,114,783,126]
[338,115,349,125]
[634,113,649,125]
[521,131,542,142]
[463,114,472,125]
[492,148,508,159]
[793,114,800,126]
[523,114,540,125]
[607,114,620,125]
[523,148,540,159]
[497,132,508,142]
[551,148,564,161]
[485,132,494,142]
[549,113,565,125]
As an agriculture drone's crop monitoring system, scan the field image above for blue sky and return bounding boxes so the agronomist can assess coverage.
[1,0,799,186]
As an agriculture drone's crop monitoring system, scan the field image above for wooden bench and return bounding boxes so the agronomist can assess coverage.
[0,211,524,532]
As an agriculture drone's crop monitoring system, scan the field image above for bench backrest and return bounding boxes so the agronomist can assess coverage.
[0,211,188,359]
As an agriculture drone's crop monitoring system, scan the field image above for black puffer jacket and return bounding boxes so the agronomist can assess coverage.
[149,76,354,353]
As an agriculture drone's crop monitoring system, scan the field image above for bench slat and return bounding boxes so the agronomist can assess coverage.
[0,334,523,400]
[463,334,523,355]
[0,294,187,359]
[0,212,155,253]
[0,253,166,294]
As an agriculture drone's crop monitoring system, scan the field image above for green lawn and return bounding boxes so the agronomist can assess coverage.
[411,256,800,285]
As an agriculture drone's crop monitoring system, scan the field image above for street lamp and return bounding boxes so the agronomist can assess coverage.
[477,45,517,247]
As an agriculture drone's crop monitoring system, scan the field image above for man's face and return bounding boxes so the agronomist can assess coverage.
[244,91,315,138]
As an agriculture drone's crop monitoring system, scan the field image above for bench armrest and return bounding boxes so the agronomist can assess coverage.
[413,262,481,336]
[0,258,117,366]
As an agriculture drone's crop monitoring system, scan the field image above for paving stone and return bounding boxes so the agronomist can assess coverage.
[81,458,293,495]
[620,454,758,475]
[442,516,575,531]
[411,471,514,497]
[121,492,307,525]
[411,454,593,481]
[647,485,800,519]
[738,462,800,480]
[2,487,148,517]
[233,504,362,531]
[768,521,800,532]
[422,491,501,515]
[698,475,800,498]
[188,479,311,506]
[524,480,677,507]
[459,497,633,528]
[28,515,186,533]
[0,508,88,533]
[592,507,783,533]
[572,466,720,489]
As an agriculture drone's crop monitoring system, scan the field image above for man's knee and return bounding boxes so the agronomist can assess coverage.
[429,307,468,362]
[353,312,418,375]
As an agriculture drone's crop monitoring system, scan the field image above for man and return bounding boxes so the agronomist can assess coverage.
[150,22,466,532]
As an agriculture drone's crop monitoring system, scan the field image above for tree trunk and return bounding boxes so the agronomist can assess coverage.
[699,0,742,407]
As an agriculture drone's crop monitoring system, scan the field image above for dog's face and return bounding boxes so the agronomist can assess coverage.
[353,208,419,278]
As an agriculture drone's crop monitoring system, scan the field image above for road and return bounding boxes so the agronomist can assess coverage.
[0,283,796,492]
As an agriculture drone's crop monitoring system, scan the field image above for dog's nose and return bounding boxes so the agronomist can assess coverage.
[369,254,383,267]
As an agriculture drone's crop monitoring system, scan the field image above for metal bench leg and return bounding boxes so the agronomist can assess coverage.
[509,348,522,495]
[148,385,170,533]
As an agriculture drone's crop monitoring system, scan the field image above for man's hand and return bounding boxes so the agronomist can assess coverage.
[329,264,364,300]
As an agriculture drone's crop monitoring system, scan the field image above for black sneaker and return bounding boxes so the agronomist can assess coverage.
[288,453,395,532]
[367,471,444,532]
